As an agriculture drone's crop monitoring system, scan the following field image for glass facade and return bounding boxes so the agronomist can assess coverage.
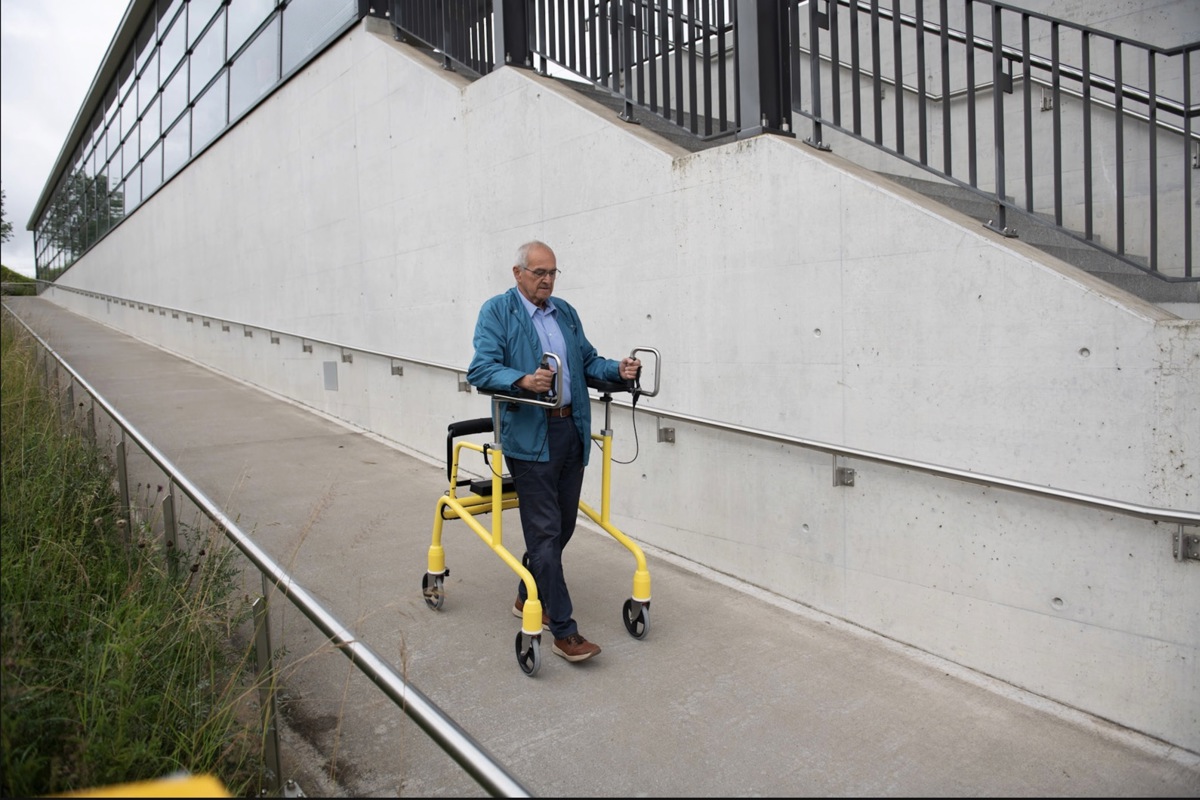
[35,0,360,281]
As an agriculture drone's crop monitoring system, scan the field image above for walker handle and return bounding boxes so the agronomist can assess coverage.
[628,347,660,398]
[584,347,661,397]
[479,352,563,409]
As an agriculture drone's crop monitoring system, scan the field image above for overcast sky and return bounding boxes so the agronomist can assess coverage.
[2,0,129,277]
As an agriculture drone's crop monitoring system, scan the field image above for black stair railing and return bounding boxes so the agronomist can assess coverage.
[526,0,739,140]
[389,0,496,76]
[791,0,1198,281]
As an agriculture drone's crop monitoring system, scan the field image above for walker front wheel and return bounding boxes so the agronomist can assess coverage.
[515,631,541,676]
[622,598,649,638]
[421,572,445,610]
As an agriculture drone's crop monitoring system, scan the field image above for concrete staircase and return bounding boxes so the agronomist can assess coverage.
[879,173,1200,314]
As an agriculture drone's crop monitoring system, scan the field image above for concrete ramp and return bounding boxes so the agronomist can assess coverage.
[5,296,1197,797]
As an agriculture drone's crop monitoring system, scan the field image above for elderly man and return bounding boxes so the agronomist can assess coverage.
[466,240,640,663]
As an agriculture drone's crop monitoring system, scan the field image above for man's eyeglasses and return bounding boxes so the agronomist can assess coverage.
[523,268,562,279]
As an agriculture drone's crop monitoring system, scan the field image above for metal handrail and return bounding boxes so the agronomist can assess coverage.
[33,279,463,375]
[34,281,1200,529]
[800,47,1197,142]
[627,404,1200,527]
[838,0,1195,119]
[1,300,532,799]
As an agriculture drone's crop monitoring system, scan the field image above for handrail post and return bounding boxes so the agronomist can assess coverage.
[619,0,637,122]
[254,579,283,795]
[116,437,131,545]
[163,484,179,578]
[984,1,1016,237]
[803,0,832,150]
[736,0,795,140]
[494,0,530,68]
[439,0,452,71]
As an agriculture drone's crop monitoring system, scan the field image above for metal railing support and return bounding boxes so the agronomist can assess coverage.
[163,484,179,577]
[254,585,283,795]
[736,0,795,139]
[495,0,530,67]
[116,437,131,544]
[985,0,1015,237]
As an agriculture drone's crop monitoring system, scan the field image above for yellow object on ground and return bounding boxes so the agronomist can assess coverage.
[54,773,230,797]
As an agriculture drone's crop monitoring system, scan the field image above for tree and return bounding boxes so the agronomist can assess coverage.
[1,184,13,244]
[37,170,125,278]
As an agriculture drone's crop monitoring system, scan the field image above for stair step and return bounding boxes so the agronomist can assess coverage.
[878,172,1197,308]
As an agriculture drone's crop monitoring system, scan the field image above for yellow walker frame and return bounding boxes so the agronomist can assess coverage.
[423,347,661,676]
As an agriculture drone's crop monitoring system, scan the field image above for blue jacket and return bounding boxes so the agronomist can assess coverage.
[467,287,621,465]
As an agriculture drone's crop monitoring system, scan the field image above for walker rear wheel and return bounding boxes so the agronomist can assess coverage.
[622,598,649,638]
[515,631,541,676]
[421,572,445,610]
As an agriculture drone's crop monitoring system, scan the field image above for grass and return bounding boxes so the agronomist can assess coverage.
[0,265,36,296]
[0,312,265,797]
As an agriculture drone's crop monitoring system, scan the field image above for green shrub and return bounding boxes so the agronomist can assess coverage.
[0,315,263,796]
[0,265,36,296]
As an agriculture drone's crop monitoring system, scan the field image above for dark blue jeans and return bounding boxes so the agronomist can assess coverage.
[509,415,585,640]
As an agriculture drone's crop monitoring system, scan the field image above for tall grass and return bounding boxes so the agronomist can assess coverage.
[0,314,264,796]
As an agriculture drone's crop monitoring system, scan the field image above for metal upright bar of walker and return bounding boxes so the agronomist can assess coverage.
[424,348,661,676]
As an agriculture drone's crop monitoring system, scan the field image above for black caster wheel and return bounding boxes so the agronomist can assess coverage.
[622,598,649,638]
[515,631,541,676]
[421,571,445,610]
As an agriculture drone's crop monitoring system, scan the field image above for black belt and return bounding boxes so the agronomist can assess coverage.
[546,405,572,418]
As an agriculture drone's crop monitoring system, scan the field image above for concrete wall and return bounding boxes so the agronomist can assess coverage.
[48,19,1199,751]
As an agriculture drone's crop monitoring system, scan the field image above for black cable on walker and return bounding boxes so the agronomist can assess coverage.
[609,359,644,465]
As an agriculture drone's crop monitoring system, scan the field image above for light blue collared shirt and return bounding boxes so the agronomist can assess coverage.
[516,292,572,407]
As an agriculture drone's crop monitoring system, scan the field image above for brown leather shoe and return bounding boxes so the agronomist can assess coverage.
[552,633,601,662]
[512,597,550,630]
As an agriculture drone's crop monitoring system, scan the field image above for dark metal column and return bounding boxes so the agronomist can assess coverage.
[736,0,795,139]
[495,0,531,68]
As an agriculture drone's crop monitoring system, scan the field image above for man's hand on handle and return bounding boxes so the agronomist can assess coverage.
[517,364,557,394]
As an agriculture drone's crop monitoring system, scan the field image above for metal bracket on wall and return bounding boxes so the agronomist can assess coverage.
[243,326,253,338]
[1173,526,1199,562]
[833,455,855,487]
[301,339,313,353]
[221,323,230,333]
[340,349,354,364]
[657,420,675,443]
[171,312,179,319]
[390,360,404,376]
[270,332,280,345]
[458,375,472,393]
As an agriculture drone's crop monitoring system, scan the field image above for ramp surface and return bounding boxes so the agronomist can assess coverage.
[5,296,1197,797]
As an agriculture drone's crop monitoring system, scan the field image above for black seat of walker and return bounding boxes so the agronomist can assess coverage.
[445,417,514,496]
